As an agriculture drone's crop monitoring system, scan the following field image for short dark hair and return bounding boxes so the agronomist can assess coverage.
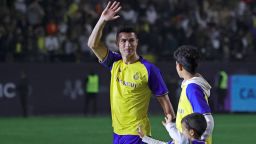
[116,27,138,40]
[181,113,207,138]
[173,45,200,74]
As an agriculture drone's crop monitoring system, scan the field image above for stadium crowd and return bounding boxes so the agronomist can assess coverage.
[0,0,256,63]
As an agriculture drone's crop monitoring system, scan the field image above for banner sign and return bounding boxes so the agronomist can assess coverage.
[230,75,256,112]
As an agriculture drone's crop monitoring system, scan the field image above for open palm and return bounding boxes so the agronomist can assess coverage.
[101,1,122,21]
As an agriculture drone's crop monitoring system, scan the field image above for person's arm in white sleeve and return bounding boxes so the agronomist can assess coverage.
[162,116,188,144]
[137,126,169,144]
[141,136,168,144]
[201,114,214,140]
[164,122,188,144]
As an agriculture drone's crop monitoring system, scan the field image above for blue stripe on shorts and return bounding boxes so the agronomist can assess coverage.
[113,133,146,144]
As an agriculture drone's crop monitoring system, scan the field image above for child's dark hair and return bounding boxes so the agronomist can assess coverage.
[116,26,138,40]
[181,113,207,139]
[173,45,200,74]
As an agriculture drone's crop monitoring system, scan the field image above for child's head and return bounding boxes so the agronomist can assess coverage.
[173,45,200,76]
[181,113,207,140]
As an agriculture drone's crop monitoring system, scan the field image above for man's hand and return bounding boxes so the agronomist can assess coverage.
[100,1,122,21]
[162,114,172,127]
[137,126,144,138]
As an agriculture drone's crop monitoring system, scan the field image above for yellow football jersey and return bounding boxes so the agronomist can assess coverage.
[101,51,168,135]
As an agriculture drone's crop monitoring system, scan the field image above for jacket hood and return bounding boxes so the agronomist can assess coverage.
[182,76,212,97]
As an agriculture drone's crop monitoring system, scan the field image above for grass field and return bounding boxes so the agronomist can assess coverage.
[0,114,255,144]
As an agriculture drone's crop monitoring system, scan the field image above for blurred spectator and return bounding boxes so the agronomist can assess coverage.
[14,0,27,14]
[0,0,256,63]
[161,32,178,59]
[214,69,228,112]
[0,24,7,62]
[120,4,138,24]
[17,71,30,117]
[27,0,45,27]
[105,26,118,52]
[35,26,47,62]
[46,20,58,35]
[145,4,158,25]
[45,33,60,62]
[78,24,94,61]
[84,71,99,115]
[13,28,26,62]
[63,32,78,62]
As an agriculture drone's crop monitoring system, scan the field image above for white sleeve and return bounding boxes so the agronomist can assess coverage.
[201,114,214,140]
[142,136,167,144]
[165,123,188,144]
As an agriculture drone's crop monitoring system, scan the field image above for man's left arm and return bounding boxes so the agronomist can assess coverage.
[156,94,175,120]
[146,64,175,120]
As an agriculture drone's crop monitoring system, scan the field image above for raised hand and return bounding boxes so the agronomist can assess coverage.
[100,1,122,21]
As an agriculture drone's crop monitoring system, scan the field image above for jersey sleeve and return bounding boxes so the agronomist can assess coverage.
[100,50,122,70]
[186,83,211,113]
[142,61,168,96]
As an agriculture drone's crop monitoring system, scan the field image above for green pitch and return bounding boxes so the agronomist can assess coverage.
[0,114,255,144]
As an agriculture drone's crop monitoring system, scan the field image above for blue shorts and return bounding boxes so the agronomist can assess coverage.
[113,133,146,144]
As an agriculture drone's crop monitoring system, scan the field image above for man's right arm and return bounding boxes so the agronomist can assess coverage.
[87,18,108,61]
[87,1,121,61]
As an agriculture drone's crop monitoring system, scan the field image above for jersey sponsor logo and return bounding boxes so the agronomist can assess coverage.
[133,72,139,80]
[116,77,137,88]
[177,108,184,114]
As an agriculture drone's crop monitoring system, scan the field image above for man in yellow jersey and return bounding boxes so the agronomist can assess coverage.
[173,45,214,144]
[87,1,175,144]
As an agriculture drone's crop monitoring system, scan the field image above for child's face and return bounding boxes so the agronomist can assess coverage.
[175,61,182,78]
[181,122,193,140]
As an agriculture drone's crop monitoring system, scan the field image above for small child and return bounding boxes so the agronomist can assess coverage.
[137,113,207,144]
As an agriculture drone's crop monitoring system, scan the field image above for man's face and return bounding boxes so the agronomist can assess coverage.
[117,32,138,57]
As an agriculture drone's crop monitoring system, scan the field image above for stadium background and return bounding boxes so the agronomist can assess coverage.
[1,0,256,143]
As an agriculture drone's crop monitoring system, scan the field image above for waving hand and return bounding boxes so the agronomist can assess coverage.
[100,1,122,21]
